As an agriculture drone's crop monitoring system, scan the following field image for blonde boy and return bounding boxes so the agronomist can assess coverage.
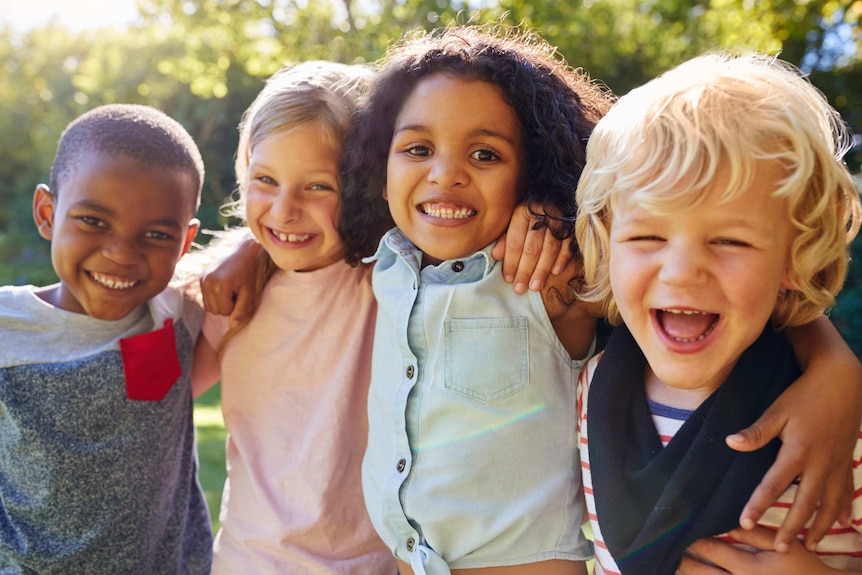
[575,53,861,574]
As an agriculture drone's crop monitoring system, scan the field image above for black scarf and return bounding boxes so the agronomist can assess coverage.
[588,325,799,575]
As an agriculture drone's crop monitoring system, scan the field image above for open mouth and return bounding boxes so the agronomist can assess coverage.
[90,272,139,290]
[656,309,719,343]
[419,202,476,219]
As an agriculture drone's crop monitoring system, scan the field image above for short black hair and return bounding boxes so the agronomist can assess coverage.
[49,103,204,209]
[339,24,615,264]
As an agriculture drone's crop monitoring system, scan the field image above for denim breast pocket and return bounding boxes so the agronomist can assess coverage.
[444,317,528,403]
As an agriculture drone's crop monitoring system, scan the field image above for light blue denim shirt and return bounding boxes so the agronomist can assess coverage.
[362,228,593,575]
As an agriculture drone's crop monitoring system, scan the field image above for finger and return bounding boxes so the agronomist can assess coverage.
[551,237,574,276]
[526,228,562,292]
[725,526,778,550]
[838,468,854,527]
[501,210,530,288]
[200,274,232,316]
[803,467,852,549]
[491,235,507,263]
[511,227,544,293]
[228,285,255,328]
[738,444,806,533]
[765,455,821,551]
[726,411,784,454]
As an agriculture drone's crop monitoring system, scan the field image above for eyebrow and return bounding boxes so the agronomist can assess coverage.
[69,199,185,231]
[394,123,519,147]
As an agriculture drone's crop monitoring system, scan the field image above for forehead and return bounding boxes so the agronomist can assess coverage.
[60,151,198,220]
[396,74,521,139]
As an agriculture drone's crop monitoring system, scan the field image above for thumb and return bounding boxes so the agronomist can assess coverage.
[726,411,782,452]
[491,234,507,262]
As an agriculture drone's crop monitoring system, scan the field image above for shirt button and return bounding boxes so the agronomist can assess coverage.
[451,260,464,272]
[396,458,406,472]
[406,365,415,379]
[406,537,415,551]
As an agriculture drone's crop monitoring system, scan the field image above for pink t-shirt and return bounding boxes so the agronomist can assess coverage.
[203,260,395,575]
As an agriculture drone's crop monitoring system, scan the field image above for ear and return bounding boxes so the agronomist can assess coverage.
[32,184,56,241]
[181,218,200,256]
[382,188,388,201]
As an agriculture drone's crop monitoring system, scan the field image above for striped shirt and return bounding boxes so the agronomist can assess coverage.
[577,352,862,574]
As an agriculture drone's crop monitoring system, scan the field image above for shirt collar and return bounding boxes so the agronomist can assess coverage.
[366,227,498,282]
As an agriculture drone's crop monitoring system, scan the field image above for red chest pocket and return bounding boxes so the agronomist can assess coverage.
[120,318,182,402]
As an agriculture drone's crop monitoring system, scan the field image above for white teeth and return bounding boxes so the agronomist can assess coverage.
[664,309,705,315]
[421,204,475,219]
[274,231,311,242]
[91,272,137,290]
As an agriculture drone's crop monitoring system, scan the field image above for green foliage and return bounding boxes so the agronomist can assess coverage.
[1,0,861,353]
[193,383,227,531]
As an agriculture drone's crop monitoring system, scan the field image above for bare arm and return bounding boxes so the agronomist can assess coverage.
[191,334,220,398]
[728,316,862,550]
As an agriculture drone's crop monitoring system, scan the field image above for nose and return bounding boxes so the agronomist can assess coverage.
[102,235,141,266]
[658,241,708,287]
[269,186,303,223]
[427,152,468,190]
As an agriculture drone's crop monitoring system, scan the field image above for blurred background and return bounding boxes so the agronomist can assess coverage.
[1,0,860,527]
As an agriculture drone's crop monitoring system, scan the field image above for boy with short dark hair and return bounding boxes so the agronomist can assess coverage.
[0,103,212,573]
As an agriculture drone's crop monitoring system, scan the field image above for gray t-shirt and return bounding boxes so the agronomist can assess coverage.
[0,285,212,574]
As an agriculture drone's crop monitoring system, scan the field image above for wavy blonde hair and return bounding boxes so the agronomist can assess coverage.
[208,61,372,351]
[575,52,861,328]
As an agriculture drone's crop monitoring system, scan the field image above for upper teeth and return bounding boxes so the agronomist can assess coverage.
[275,232,311,242]
[421,204,475,219]
[92,272,137,290]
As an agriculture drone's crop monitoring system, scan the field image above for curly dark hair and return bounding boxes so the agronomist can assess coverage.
[339,23,615,264]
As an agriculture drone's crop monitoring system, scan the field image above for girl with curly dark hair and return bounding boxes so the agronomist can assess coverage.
[343,24,610,575]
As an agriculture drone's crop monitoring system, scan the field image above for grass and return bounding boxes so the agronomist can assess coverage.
[193,383,227,533]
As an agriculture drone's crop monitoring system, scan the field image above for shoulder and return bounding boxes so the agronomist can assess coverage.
[148,285,204,342]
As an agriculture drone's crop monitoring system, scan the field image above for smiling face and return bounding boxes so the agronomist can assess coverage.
[608,162,796,407]
[244,122,345,273]
[385,74,523,266]
[33,152,199,321]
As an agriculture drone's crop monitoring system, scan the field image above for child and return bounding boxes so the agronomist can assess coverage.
[574,53,862,574]
[190,61,398,574]
[338,26,862,575]
[336,24,621,575]
[0,104,212,572]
